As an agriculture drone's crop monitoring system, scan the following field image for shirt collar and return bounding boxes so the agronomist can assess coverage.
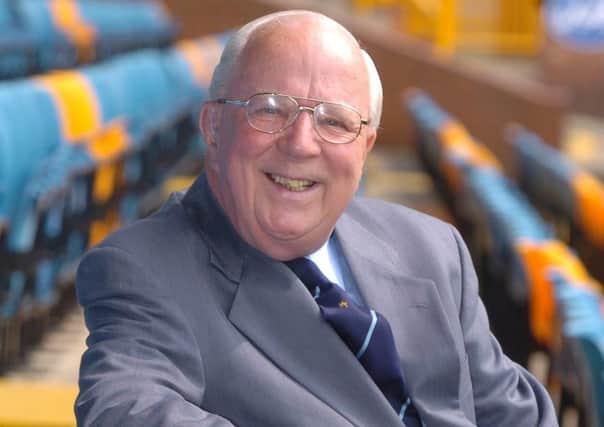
[306,237,341,285]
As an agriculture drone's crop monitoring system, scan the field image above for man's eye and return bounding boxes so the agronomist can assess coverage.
[325,118,344,127]
[261,106,280,115]
[251,105,286,117]
[319,115,352,131]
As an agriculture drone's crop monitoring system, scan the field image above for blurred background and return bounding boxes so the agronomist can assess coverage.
[0,0,603,425]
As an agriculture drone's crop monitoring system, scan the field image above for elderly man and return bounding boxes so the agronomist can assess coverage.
[75,10,557,427]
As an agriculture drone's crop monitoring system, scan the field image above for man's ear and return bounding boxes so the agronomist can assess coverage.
[363,127,377,159]
[199,103,219,148]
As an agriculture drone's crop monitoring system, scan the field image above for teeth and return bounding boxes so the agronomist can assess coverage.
[269,174,314,191]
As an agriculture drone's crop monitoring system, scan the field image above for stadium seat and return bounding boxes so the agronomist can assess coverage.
[551,272,604,426]
[0,28,228,372]
[0,0,178,80]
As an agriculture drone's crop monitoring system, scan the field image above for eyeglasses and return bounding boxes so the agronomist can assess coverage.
[214,92,369,144]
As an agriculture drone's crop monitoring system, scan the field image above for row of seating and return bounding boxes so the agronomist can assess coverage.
[406,90,549,351]
[0,0,177,79]
[0,33,228,371]
[509,126,604,282]
[405,90,604,426]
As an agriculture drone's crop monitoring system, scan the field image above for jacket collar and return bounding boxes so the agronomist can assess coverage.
[182,173,248,283]
[183,175,403,425]
[335,204,469,425]
[182,175,466,425]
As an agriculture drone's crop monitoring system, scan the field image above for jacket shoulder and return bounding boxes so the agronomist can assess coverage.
[346,196,455,240]
[97,191,195,254]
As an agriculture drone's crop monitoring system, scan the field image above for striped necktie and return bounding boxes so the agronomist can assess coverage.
[286,257,421,426]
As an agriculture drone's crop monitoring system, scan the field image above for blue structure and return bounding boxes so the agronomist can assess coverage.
[0,32,230,371]
[0,0,178,79]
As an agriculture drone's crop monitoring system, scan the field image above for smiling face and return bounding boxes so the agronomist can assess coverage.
[201,14,376,260]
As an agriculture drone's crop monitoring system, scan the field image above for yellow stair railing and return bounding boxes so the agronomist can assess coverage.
[352,0,542,55]
[353,0,399,10]
[405,0,542,54]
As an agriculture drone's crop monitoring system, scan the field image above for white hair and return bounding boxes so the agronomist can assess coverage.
[209,10,383,128]
[360,49,383,128]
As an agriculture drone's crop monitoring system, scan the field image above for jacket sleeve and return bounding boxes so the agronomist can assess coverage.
[75,245,234,427]
[451,227,558,426]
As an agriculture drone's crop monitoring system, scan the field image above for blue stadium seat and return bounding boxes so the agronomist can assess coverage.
[0,30,228,370]
[13,0,79,70]
[405,90,451,170]
[405,89,604,419]
[465,167,554,301]
[552,272,604,426]
[0,0,37,79]
[509,127,576,218]
[0,81,62,246]
[79,1,176,47]
[0,0,178,80]
[509,125,604,266]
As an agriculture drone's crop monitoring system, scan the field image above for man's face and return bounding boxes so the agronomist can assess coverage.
[202,21,376,260]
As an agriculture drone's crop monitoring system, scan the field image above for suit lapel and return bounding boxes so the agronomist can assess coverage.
[185,176,471,425]
[229,252,402,426]
[335,209,469,425]
[183,175,402,426]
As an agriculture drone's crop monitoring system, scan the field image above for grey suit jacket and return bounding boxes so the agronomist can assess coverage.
[75,173,557,426]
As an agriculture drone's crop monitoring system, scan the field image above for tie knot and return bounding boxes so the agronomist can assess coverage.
[285,257,332,292]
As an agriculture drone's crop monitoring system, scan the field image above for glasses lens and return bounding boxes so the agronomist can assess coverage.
[246,94,296,133]
[314,103,361,144]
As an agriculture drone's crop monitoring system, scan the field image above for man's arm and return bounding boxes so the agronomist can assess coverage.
[451,227,558,426]
[75,245,234,427]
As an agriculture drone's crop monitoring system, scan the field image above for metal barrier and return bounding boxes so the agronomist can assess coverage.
[352,0,542,54]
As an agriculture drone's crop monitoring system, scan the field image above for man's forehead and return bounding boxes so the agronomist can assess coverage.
[236,20,365,82]
[221,13,370,112]
[241,14,360,64]
[234,53,367,109]
[248,13,357,45]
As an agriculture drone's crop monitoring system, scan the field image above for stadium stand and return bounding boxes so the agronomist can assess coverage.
[0,0,178,80]
[405,90,604,425]
[508,126,604,284]
[551,270,604,426]
[0,31,228,373]
[0,1,37,80]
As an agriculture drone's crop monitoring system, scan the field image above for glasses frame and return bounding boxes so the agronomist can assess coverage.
[213,92,370,144]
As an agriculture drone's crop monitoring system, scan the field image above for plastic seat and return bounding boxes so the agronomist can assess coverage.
[13,0,79,70]
[405,90,451,171]
[0,0,37,79]
[551,272,604,426]
[510,126,604,249]
[0,28,233,369]
[78,1,176,58]
[0,82,62,249]
[8,0,177,76]
[578,337,604,426]
[509,127,575,217]
[0,31,37,79]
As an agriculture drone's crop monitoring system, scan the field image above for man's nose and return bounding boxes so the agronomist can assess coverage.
[277,108,322,157]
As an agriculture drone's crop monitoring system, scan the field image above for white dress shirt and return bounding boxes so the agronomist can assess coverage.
[306,235,365,306]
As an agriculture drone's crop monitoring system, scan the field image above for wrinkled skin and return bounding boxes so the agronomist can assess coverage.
[200,14,376,260]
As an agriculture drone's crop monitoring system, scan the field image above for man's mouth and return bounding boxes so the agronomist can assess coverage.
[267,173,315,192]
